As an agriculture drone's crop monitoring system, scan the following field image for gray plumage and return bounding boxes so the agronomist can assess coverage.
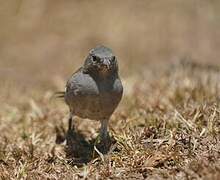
[65,67,123,120]
[62,45,123,148]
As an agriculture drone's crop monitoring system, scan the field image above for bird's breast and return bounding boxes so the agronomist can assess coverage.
[65,72,123,120]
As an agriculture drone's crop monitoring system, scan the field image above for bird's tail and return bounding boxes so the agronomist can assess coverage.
[53,91,65,99]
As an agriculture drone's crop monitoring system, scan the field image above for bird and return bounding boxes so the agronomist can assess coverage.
[57,45,123,150]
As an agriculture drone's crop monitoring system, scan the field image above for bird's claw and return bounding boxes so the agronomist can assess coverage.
[94,133,112,154]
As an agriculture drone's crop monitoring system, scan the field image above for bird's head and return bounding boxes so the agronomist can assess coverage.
[83,45,118,78]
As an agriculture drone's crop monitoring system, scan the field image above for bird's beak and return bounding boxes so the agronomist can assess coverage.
[99,59,111,77]
[103,59,111,70]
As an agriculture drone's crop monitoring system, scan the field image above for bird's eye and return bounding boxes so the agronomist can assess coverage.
[111,56,116,62]
[92,55,100,62]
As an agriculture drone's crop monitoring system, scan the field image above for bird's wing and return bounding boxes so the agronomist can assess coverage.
[54,67,84,99]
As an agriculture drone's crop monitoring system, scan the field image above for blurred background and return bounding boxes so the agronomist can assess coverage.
[1,0,220,97]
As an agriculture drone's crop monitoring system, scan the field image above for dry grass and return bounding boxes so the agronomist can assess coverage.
[0,60,219,179]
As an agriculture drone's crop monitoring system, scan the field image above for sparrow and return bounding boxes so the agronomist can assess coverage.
[57,45,123,150]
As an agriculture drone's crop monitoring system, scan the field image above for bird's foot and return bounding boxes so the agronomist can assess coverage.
[94,133,112,154]
[66,127,78,147]
[55,125,66,144]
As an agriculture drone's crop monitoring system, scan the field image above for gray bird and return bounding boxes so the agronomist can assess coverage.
[58,45,123,149]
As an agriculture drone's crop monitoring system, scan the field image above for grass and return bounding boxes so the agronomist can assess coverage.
[0,60,219,179]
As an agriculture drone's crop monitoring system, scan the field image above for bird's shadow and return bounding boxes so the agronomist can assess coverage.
[55,126,117,166]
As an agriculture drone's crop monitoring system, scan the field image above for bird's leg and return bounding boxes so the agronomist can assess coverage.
[68,112,74,132]
[66,112,74,142]
[100,119,109,140]
[98,119,111,153]
[68,115,72,132]
[66,112,76,147]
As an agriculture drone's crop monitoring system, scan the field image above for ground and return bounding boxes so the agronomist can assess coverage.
[0,60,219,179]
